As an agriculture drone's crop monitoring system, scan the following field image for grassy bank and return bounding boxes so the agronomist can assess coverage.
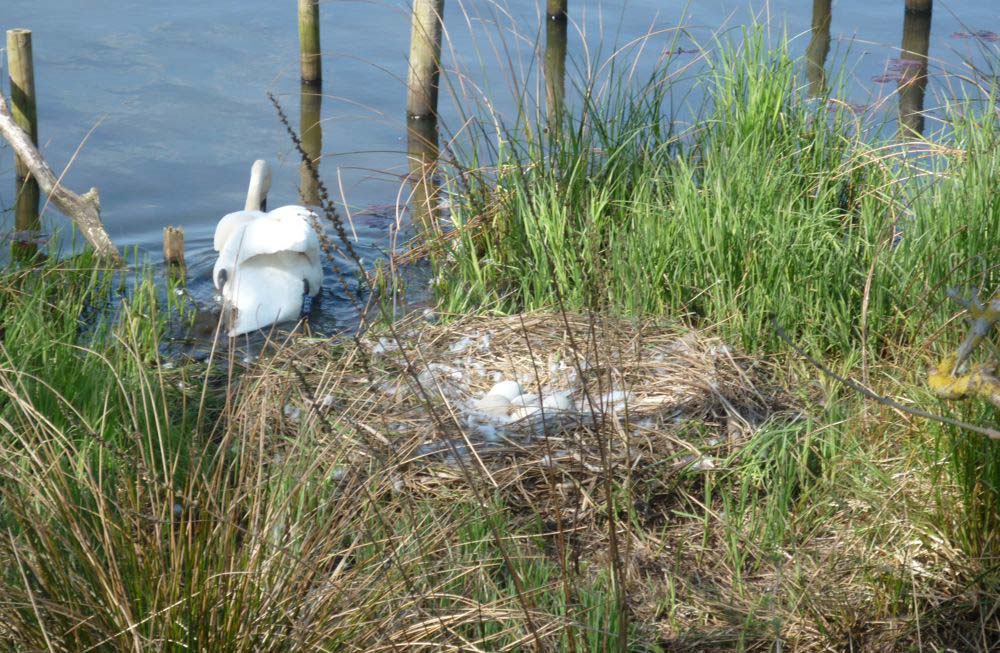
[438,36,998,356]
[435,29,1000,539]
[0,258,640,650]
[1,32,998,653]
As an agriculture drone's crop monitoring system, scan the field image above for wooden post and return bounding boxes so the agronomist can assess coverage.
[904,0,932,14]
[406,0,445,120]
[163,226,186,278]
[7,29,41,260]
[899,4,931,137]
[544,5,568,126]
[299,82,322,206]
[298,0,322,84]
[805,0,832,96]
[407,116,439,234]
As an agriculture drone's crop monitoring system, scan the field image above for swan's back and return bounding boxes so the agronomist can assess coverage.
[213,210,263,251]
[213,205,322,289]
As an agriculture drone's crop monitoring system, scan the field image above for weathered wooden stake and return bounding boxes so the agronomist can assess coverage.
[7,28,40,259]
[544,6,568,125]
[162,226,186,278]
[546,0,567,20]
[299,82,323,206]
[406,0,445,120]
[407,116,439,234]
[904,0,932,14]
[298,0,322,84]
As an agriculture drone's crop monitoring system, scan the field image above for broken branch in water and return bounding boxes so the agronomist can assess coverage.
[772,316,1000,440]
[0,92,122,265]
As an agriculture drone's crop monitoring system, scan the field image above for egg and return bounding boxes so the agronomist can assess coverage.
[510,405,540,421]
[475,394,510,410]
[474,394,512,419]
[486,380,522,401]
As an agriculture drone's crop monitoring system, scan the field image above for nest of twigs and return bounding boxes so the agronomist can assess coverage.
[239,311,787,520]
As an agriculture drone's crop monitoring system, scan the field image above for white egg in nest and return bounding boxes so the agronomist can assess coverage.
[510,405,540,421]
[474,394,512,415]
[485,380,522,401]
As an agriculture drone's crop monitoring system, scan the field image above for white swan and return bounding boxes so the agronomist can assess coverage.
[213,160,323,337]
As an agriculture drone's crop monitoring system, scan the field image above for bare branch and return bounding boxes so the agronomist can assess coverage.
[0,92,122,265]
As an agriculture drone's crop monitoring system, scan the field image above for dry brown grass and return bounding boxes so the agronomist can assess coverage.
[243,311,780,510]
[222,311,998,651]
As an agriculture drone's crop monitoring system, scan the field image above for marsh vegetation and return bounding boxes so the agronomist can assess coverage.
[1,5,998,652]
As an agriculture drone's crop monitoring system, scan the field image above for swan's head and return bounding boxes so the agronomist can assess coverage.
[245,159,273,211]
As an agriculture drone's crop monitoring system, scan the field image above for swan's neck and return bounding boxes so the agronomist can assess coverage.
[245,160,272,211]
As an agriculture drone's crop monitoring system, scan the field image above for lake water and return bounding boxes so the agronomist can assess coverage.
[1,0,997,333]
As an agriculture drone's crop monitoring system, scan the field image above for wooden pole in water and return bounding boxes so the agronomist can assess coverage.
[162,226,186,278]
[298,0,322,84]
[7,28,41,259]
[904,0,932,14]
[544,4,568,126]
[407,116,439,234]
[406,0,445,120]
[546,0,567,20]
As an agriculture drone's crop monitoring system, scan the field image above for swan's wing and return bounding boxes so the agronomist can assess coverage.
[222,256,309,336]
[271,250,324,297]
[221,206,320,262]
[213,210,263,251]
[249,205,319,255]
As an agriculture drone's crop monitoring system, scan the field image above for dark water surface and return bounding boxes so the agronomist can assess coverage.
[1,0,997,332]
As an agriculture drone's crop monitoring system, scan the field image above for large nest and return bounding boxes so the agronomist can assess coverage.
[241,312,788,518]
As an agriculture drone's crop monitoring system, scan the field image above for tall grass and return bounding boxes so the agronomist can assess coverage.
[0,255,641,650]
[426,23,1000,647]
[438,32,998,356]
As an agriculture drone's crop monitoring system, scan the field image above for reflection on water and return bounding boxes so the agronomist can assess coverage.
[299,82,322,206]
[805,0,832,96]
[899,5,932,137]
[806,0,934,137]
